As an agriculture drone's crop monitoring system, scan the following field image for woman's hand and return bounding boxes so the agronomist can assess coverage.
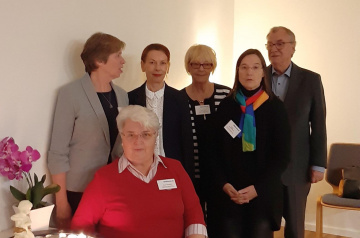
[223,183,258,205]
[235,185,258,204]
[223,183,239,198]
[52,173,72,229]
[55,200,72,229]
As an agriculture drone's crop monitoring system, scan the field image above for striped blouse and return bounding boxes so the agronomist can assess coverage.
[182,84,231,184]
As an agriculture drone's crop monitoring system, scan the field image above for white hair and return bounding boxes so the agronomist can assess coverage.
[116,105,160,132]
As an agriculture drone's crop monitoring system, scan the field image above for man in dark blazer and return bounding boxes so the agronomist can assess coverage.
[127,82,195,180]
[265,26,327,238]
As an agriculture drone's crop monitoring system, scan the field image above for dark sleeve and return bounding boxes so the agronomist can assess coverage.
[128,90,136,105]
[309,74,327,168]
[203,98,233,192]
[128,84,146,106]
[178,90,195,180]
[254,98,291,196]
[171,160,205,227]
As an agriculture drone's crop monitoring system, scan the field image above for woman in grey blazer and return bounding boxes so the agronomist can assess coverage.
[47,32,128,228]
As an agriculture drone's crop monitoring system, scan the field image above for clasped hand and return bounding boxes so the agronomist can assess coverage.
[223,183,258,205]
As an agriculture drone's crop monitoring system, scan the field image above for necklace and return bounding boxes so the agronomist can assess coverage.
[100,91,113,108]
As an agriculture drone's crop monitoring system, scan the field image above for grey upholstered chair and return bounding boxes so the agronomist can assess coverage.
[316,143,360,238]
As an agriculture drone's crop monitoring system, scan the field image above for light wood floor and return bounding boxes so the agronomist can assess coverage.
[274,227,350,238]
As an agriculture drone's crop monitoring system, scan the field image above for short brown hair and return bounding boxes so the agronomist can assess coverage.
[184,44,217,74]
[229,49,272,98]
[141,43,170,62]
[81,32,125,73]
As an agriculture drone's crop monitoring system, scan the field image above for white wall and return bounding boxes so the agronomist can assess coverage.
[234,0,360,237]
[0,0,234,231]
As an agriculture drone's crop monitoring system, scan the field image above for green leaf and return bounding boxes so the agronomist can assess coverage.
[31,180,45,209]
[10,173,61,209]
[10,186,26,201]
[43,184,61,197]
[38,201,47,208]
[34,173,39,184]
[25,188,32,201]
[40,174,46,184]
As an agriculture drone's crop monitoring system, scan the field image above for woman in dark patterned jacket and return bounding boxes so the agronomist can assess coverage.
[181,44,230,220]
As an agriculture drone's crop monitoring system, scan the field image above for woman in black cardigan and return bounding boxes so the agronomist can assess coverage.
[127,43,194,179]
[206,49,290,238]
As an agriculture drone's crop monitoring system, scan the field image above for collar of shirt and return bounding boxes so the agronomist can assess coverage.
[272,62,292,77]
[145,83,165,100]
[117,154,167,183]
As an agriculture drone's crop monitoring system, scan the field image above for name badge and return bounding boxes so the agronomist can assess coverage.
[157,179,177,190]
[224,120,241,138]
[195,105,211,115]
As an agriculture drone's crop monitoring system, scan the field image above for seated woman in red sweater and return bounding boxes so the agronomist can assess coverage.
[71,105,207,238]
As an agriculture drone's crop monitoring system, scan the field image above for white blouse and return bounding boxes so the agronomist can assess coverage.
[145,83,166,157]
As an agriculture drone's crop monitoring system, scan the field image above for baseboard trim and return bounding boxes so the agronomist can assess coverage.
[305,222,360,238]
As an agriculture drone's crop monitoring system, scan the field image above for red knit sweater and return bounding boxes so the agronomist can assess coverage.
[71,157,205,238]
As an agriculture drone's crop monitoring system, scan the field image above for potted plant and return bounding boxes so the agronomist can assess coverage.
[0,136,60,230]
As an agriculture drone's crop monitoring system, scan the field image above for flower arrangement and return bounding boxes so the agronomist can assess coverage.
[11,200,35,238]
[0,137,60,209]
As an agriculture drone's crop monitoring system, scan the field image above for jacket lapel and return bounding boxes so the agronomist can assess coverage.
[111,81,121,106]
[136,82,147,106]
[162,83,171,128]
[267,63,301,110]
[283,63,301,109]
[81,74,110,146]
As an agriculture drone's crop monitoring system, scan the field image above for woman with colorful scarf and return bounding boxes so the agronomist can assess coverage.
[206,49,291,238]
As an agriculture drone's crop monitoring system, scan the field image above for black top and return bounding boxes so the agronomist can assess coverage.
[97,89,118,164]
[181,83,230,200]
[207,95,291,230]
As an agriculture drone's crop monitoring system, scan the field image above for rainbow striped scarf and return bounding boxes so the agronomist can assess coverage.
[235,89,269,152]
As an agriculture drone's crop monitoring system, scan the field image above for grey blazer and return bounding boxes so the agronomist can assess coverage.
[267,63,327,185]
[47,74,128,192]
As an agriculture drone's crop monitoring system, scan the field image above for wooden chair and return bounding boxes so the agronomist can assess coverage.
[316,143,360,238]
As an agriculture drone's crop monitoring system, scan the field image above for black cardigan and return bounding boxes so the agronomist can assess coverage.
[207,95,291,230]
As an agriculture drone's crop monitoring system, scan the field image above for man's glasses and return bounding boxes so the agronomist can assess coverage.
[265,42,294,50]
[120,132,156,141]
[190,63,213,69]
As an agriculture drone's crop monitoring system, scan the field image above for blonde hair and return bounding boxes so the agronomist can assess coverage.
[184,44,217,74]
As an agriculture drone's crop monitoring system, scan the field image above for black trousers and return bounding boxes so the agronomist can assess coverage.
[207,198,273,238]
[66,190,83,215]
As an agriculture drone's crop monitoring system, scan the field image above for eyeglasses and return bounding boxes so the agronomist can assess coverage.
[190,63,213,69]
[265,42,294,50]
[238,65,263,72]
[120,132,156,141]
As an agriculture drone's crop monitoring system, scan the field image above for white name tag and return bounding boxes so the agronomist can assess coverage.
[157,179,177,190]
[195,105,211,115]
[224,120,241,138]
